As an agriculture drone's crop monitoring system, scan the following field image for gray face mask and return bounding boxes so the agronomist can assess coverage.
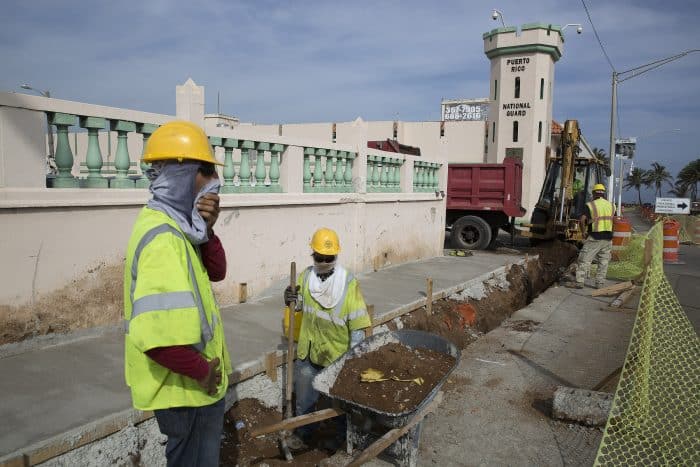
[313,259,337,276]
[147,161,220,245]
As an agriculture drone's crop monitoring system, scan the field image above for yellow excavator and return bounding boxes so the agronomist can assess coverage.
[520,120,609,244]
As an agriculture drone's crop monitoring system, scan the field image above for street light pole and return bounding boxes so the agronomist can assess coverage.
[607,71,617,203]
[606,49,700,207]
[20,84,55,173]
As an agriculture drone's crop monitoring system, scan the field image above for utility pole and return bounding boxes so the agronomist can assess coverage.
[606,49,699,211]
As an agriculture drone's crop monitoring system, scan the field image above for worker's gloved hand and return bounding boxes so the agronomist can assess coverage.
[284,285,300,305]
[197,357,221,396]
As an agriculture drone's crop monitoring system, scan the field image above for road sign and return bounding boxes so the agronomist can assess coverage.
[655,197,691,214]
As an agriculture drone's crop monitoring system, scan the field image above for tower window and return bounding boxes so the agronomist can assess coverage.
[513,121,519,142]
[494,79,498,100]
[538,121,542,142]
[514,77,520,99]
[540,79,544,99]
[492,122,496,142]
[440,121,445,137]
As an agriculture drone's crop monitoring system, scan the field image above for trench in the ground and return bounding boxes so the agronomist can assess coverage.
[220,241,578,467]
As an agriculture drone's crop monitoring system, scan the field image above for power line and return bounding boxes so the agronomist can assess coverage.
[580,0,616,72]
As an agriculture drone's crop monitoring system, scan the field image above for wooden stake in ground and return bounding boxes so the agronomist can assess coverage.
[364,304,375,338]
[426,278,433,315]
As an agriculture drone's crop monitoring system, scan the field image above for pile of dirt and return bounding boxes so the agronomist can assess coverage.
[330,342,456,413]
[221,399,329,466]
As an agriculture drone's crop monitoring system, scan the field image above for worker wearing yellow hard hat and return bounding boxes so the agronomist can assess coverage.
[566,183,616,289]
[283,227,371,450]
[124,120,231,466]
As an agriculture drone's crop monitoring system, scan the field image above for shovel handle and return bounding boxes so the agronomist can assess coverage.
[285,262,296,420]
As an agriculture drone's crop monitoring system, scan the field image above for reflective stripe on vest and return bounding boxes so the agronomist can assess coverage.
[125,224,214,351]
[587,199,614,232]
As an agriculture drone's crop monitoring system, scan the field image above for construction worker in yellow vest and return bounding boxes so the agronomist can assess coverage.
[566,183,615,289]
[123,121,231,466]
[283,228,371,449]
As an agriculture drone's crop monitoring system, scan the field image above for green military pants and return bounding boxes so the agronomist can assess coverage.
[575,238,612,286]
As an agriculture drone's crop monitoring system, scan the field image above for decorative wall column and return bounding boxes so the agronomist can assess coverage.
[110,120,136,188]
[255,142,270,192]
[50,113,79,188]
[269,144,284,192]
[221,138,238,194]
[136,123,158,188]
[239,140,254,192]
[80,116,108,188]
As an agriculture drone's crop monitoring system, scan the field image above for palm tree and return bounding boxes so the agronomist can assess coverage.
[675,158,699,200]
[624,167,646,205]
[643,162,674,198]
[591,147,610,173]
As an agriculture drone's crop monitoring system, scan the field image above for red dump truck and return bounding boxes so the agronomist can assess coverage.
[446,157,526,250]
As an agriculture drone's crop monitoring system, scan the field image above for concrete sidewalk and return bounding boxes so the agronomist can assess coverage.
[418,283,637,466]
[0,251,522,461]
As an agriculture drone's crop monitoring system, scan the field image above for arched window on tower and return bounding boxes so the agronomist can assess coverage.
[513,121,519,142]
[515,77,521,99]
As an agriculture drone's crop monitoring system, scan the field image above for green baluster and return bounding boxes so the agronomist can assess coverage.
[221,138,238,193]
[327,149,337,190]
[334,151,344,192]
[77,116,107,188]
[255,142,270,192]
[343,152,354,192]
[317,149,330,193]
[110,120,136,188]
[435,163,442,190]
[50,113,78,188]
[412,162,418,191]
[372,156,381,191]
[396,158,404,191]
[303,147,313,192]
[389,158,397,191]
[380,157,389,192]
[136,123,158,188]
[239,140,254,192]
[269,144,284,193]
[313,149,325,192]
[416,162,424,191]
[366,156,373,191]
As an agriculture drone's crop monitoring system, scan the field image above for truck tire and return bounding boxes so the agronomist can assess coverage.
[452,216,492,250]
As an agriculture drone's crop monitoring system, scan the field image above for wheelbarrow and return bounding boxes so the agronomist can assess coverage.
[313,330,460,466]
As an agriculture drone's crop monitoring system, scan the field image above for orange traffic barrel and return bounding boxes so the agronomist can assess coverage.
[694,217,700,245]
[663,219,681,264]
[612,216,632,261]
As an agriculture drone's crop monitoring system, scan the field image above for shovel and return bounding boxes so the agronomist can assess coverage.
[278,262,297,461]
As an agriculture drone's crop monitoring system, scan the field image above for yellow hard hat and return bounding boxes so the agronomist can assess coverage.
[592,183,606,192]
[310,228,341,255]
[143,120,222,165]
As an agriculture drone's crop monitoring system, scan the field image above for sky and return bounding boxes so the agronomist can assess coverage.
[2,0,699,202]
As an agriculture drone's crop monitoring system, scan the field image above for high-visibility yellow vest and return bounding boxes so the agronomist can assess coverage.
[587,198,614,233]
[296,267,371,367]
[123,207,231,411]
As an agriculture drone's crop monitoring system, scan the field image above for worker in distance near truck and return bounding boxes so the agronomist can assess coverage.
[284,228,372,449]
[123,120,231,466]
[566,183,615,289]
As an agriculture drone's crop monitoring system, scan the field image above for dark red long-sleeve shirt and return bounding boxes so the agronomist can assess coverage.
[145,233,226,380]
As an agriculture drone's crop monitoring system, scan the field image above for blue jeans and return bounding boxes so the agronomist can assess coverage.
[294,358,346,442]
[154,397,225,467]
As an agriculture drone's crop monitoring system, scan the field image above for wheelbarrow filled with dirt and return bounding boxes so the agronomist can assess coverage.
[313,329,460,466]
